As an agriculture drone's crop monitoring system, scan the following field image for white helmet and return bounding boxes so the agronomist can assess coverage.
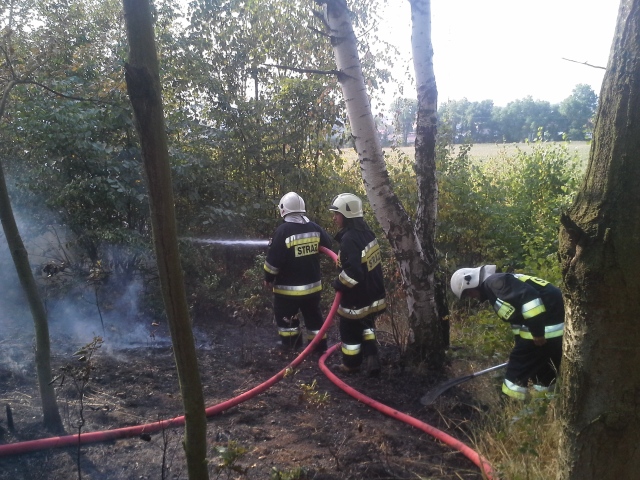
[329,193,363,218]
[450,265,496,299]
[279,192,306,217]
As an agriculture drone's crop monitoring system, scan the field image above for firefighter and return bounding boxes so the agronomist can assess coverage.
[264,192,334,353]
[329,193,386,376]
[450,265,564,399]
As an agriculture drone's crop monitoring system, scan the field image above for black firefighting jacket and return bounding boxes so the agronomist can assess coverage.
[333,225,386,319]
[264,220,333,296]
[480,273,564,339]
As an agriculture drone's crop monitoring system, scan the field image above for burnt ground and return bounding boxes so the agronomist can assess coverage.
[0,311,502,480]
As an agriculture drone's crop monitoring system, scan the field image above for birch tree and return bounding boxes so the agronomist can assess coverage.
[318,0,445,367]
[557,1,640,477]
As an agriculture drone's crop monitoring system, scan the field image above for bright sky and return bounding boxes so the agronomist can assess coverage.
[379,0,620,107]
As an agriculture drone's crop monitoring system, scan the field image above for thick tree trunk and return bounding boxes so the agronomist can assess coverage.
[557,1,640,478]
[0,83,63,432]
[322,0,445,368]
[122,1,209,479]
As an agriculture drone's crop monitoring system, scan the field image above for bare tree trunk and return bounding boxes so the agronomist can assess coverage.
[557,1,640,478]
[122,1,209,478]
[321,0,445,367]
[0,83,63,432]
[410,0,447,356]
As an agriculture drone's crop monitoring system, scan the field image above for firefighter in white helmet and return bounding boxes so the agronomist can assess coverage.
[450,265,564,400]
[264,192,333,352]
[329,193,386,376]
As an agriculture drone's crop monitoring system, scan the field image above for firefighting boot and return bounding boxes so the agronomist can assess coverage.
[279,333,302,352]
[337,364,360,374]
[530,384,549,399]
[307,331,327,354]
[531,382,557,399]
[312,337,328,354]
[502,379,528,400]
[364,354,381,377]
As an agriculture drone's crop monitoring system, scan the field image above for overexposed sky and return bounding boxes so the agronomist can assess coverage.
[378,0,620,107]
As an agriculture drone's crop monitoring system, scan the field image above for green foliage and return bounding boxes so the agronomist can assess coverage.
[227,253,272,320]
[298,380,330,408]
[0,0,367,319]
[439,98,498,143]
[390,97,418,145]
[212,440,248,477]
[437,136,581,284]
[385,147,418,218]
[449,306,513,360]
[560,84,598,140]
[0,0,580,331]
[439,85,598,144]
[269,466,310,480]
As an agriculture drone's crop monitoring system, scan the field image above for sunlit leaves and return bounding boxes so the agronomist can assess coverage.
[437,138,581,283]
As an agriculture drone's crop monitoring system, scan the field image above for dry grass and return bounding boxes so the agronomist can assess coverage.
[341,141,591,165]
[450,141,590,164]
[471,393,561,479]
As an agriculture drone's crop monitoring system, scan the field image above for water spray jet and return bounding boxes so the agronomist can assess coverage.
[0,246,497,479]
[181,237,269,247]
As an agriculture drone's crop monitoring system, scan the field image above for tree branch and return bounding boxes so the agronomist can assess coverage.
[308,24,331,39]
[562,57,606,70]
[25,80,119,105]
[263,63,340,77]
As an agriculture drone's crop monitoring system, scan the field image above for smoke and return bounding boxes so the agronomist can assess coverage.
[0,210,174,375]
[42,277,170,354]
[0,205,233,381]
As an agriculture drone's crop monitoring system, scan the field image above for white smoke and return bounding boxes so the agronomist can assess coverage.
[0,213,174,376]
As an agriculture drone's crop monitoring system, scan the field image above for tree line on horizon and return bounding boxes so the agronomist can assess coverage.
[388,83,598,145]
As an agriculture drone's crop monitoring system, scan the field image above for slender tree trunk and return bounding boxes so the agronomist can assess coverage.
[411,0,446,355]
[321,0,445,367]
[557,1,640,478]
[0,83,63,432]
[122,1,209,478]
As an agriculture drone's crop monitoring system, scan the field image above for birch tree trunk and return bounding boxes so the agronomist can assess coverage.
[410,0,446,356]
[122,1,209,478]
[557,1,640,477]
[321,0,445,367]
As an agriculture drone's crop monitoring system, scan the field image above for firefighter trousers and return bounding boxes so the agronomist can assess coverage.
[338,313,378,368]
[273,292,324,349]
[505,335,562,388]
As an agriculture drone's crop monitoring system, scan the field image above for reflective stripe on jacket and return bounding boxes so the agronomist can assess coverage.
[333,226,386,319]
[264,220,333,296]
[481,273,564,339]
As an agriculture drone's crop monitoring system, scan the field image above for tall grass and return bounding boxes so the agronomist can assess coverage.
[448,306,562,480]
[473,395,561,480]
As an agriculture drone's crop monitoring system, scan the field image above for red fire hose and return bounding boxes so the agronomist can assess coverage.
[0,247,340,458]
[318,344,497,479]
[0,246,497,479]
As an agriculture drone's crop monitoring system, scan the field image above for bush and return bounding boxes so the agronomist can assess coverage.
[438,138,581,283]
